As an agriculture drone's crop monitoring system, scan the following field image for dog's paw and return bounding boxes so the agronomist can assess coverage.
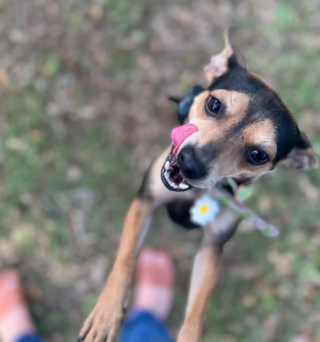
[78,279,127,342]
[79,300,124,342]
[176,325,202,342]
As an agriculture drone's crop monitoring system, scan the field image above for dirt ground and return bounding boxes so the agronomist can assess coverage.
[0,0,320,341]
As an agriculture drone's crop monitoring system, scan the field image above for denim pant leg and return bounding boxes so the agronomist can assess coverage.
[15,334,43,342]
[118,310,171,342]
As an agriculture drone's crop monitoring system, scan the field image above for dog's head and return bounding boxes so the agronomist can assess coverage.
[161,34,318,192]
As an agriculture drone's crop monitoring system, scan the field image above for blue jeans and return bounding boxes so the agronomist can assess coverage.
[118,310,171,342]
[15,311,171,342]
[16,335,42,342]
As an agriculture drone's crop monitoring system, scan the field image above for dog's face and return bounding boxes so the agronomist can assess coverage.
[161,35,318,191]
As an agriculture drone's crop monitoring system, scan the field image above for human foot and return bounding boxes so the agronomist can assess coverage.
[133,248,175,320]
[0,269,36,342]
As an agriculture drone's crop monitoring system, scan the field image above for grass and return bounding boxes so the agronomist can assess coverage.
[0,0,320,341]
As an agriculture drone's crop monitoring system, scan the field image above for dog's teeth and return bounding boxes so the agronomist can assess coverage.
[165,161,170,171]
[179,183,189,190]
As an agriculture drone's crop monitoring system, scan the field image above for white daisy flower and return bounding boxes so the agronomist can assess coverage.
[190,195,220,227]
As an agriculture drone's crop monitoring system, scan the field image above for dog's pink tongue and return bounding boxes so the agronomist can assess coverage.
[171,123,198,155]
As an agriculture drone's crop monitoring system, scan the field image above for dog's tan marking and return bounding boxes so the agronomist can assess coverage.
[243,120,277,159]
[210,89,250,121]
[190,90,250,122]
[228,120,278,176]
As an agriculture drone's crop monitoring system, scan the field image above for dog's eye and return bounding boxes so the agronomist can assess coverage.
[246,149,270,165]
[205,96,221,116]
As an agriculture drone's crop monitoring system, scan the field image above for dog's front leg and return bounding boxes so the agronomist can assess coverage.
[79,196,153,342]
[177,209,240,342]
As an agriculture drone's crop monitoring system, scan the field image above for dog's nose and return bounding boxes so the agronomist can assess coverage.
[177,146,207,180]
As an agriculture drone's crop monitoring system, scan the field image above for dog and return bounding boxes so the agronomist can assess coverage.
[79,33,318,342]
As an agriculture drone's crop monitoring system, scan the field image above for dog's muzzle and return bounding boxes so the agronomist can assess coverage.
[161,146,190,191]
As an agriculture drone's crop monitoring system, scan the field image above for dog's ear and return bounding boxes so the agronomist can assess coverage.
[169,85,204,124]
[278,132,318,169]
[204,31,246,85]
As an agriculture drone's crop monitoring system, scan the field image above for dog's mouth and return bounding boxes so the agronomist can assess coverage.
[161,147,191,192]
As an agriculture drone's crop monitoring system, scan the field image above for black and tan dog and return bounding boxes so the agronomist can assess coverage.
[79,34,318,342]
